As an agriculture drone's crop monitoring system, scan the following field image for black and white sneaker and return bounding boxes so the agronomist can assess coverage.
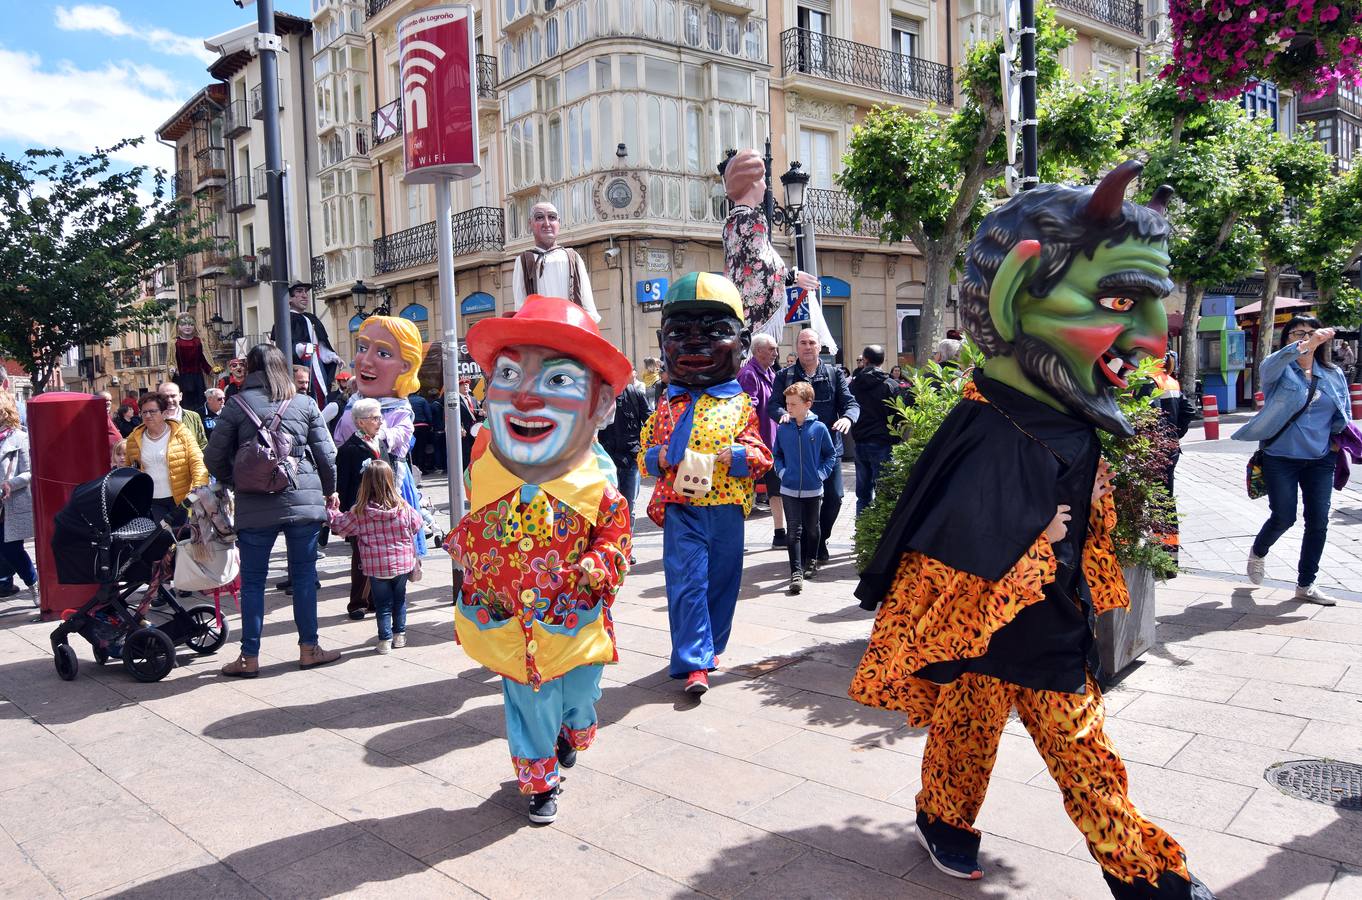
[528,787,559,824]
[915,828,982,880]
[771,528,786,550]
[556,734,578,769]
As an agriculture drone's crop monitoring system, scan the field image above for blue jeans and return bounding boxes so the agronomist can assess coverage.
[615,457,640,523]
[1252,452,1336,588]
[0,541,36,586]
[818,459,844,559]
[237,522,322,657]
[853,441,894,515]
[370,574,409,641]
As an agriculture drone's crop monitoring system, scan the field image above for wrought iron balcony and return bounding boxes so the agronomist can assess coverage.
[373,208,505,274]
[372,99,403,146]
[366,0,395,18]
[253,164,269,200]
[250,79,285,120]
[311,255,327,291]
[193,147,226,190]
[780,27,953,106]
[476,54,498,99]
[1299,87,1362,119]
[224,97,251,138]
[173,168,192,198]
[227,175,254,213]
[802,188,887,240]
[1052,0,1143,35]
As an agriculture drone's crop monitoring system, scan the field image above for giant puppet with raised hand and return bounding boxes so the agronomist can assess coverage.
[333,315,428,557]
[445,295,633,826]
[848,163,1214,900]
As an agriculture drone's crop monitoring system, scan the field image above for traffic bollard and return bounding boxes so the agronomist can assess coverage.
[1351,384,1362,420]
[1202,394,1219,440]
[1254,391,1264,410]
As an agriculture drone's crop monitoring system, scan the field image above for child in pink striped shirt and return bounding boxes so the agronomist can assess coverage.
[327,460,423,653]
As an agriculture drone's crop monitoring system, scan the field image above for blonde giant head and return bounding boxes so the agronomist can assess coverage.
[353,315,424,398]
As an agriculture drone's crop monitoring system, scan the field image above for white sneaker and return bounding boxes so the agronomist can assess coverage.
[376,639,391,655]
[1247,552,1266,585]
[1295,584,1338,606]
[391,633,407,649]
[26,580,38,608]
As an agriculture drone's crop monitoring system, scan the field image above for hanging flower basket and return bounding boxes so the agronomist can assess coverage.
[1163,0,1362,101]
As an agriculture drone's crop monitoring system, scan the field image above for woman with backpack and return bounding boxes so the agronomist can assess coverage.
[205,343,340,677]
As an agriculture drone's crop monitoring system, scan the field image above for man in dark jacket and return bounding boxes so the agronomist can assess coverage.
[848,345,902,515]
[767,328,859,561]
[598,373,651,544]
[409,390,432,473]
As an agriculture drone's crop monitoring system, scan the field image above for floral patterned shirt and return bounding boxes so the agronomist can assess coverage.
[724,204,789,333]
[638,390,773,526]
[447,450,631,686]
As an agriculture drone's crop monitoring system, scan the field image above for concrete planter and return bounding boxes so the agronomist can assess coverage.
[1097,565,1156,681]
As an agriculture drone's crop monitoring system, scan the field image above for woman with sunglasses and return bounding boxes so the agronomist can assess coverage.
[1235,315,1351,605]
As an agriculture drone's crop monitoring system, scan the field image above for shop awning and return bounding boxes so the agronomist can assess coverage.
[1235,296,1315,317]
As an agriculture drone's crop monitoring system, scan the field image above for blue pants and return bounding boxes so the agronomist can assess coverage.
[615,457,640,525]
[0,541,36,586]
[1253,451,1337,588]
[853,440,893,516]
[663,503,744,678]
[237,523,321,657]
[369,573,409,641]
[503,664,603,794]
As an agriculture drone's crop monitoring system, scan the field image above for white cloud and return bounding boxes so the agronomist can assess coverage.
[0,49,182,171]
[54,4,216,65]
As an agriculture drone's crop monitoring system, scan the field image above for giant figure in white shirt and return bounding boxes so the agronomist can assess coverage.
[510,202,601,322]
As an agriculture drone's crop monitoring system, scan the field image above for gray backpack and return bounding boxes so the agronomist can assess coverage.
[231,395,296,493]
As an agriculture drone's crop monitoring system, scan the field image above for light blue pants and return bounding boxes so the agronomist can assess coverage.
[663,503,744,678]
[503,664,604,794]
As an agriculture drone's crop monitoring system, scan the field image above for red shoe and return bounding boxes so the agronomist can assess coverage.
[712,657,720,668]
[685,670,709,695]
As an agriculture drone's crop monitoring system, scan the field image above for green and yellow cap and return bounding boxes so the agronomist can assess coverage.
[663,271,745,323]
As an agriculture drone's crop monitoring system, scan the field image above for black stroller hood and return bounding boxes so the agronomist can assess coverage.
[52,468,161,585]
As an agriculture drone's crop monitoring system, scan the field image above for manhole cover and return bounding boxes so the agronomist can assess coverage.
[1265,760,1362,809]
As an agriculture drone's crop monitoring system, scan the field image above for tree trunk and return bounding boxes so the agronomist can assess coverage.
[919,245,954,362]
[1178,284,1204,397]
[1253,263,1281,397]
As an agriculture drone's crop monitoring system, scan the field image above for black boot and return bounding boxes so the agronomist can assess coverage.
[528,787,559,824]
[556,734,578,769]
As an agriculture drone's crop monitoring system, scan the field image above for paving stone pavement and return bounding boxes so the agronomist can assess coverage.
[0,457,1359,899]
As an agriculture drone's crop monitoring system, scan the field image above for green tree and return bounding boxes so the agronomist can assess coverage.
[1241,130,1332,391]
[0,140,205,393]
[1302,162,1362,329]
[839,3,1127,356]
[1140,95,1278,394]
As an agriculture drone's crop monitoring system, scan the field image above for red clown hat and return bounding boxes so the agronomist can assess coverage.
[466,295,633,396]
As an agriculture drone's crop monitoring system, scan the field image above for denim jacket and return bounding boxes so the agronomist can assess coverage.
[1232,343,1350,445]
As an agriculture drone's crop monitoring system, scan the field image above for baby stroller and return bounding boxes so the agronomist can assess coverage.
[48,468,229,682]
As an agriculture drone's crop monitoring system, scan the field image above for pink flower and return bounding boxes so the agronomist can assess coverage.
[1320,4,1341,21]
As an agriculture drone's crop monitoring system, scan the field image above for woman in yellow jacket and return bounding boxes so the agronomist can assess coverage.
[125,393,209,526]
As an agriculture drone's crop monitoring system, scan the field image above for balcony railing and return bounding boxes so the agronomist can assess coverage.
[476,54,498,99]
[780,27,953,106]
[802,188,887,240]
[373,208,505,274]
[1299,88,1362,119]
[202,234,233,272]
[227,175,254,212]
[225,255,257,287]
[372,99,403,146]
[173,168,192,198]
[250,80,285,120]
[253,164,270,200]
[224,98,251,138]
[193,147,227,188]
[1052,0,1143,35]
[311,255,327,291]
[366,0,396,17]
[320,125,370,168]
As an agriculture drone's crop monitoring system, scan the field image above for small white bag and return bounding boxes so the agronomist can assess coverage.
[674,449,716,499]
[174,538,240,592]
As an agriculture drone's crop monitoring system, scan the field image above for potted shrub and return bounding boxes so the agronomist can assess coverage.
[853,346,1179,678]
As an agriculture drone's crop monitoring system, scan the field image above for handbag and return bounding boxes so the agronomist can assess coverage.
[174,537,240,592]
[1246,377,1317,499]
[674,448,716,499]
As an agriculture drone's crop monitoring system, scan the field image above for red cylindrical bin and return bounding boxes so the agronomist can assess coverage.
[1202,395,1220,441]
[28,393,112,619]
[1254,391,1264,410]
[1351,384,1362,421]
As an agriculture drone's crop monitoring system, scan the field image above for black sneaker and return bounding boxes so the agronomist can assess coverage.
[0,582,19,598]
[556,734,578,768]
[817,549,831,563]
[348,608,367,621]
[915,825,981,880]
[771,528,786,550]
[276,578,291,591]
[804,562,819,580]
[528,787,559,824]
[789,570,803,595]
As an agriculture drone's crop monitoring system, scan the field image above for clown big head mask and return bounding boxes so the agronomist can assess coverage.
[353,315,423,399]
[658,272,749,389]
[960,161,1174,438]
[468,296,631,482]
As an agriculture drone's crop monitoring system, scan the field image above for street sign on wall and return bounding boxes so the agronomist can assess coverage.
[398,5,480,184]
[636,278,668,313]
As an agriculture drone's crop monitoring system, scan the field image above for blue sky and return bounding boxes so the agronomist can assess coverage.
[0,1,310,181]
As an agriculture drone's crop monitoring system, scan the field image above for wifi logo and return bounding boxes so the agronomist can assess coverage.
[400,38,447,131]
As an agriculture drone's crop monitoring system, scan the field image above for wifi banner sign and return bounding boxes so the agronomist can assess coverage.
[397,5,480,184]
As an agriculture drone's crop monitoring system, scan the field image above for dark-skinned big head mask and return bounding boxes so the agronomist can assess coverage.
[959,161,1175,438]
[657,272,750,388]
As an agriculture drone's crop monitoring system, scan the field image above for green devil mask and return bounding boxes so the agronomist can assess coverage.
[959,161,1175,438]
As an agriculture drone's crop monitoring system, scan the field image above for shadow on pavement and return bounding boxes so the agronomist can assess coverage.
[1214,812,1362,899]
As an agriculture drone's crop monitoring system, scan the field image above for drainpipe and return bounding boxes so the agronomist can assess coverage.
[372,32,387,239]
[299,27,317,316]
[944,0,953,72]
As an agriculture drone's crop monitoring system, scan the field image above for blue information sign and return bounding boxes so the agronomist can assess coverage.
[636,278,668,305]
[785,284,811,325]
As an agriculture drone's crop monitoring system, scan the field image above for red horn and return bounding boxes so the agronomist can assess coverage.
[1147,184,1174,216]
[1081,160,1144,224]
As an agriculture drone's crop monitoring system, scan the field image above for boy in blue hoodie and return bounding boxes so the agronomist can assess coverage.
[773,382,836,594]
